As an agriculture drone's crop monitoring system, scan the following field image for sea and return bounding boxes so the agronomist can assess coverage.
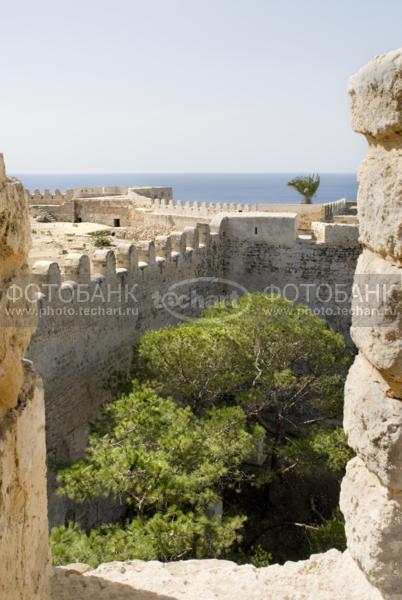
[15,173,358,205]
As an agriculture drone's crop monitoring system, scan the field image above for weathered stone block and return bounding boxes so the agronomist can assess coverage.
[349,49,402,139]
[311,222,359,245]
[340,457,402,599]
[51,550,383,600]
[211,213,298,246]
[356,145,402,260]
[0,160,33,413]
[344,354,402,490]
[351,249,402,396]
[0,362,51,600]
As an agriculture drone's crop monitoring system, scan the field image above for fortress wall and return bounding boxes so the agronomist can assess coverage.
[74,198,142,226]
[31,202,76,222]
[28,186,349,234]
[147,199,350,232]
[27,186,172,206]
[214,214,360,340]
[26,214,360,526]
[71,186,129,198]
[0,155,51,599]
[30,196,150,226]
[29,193,172,227]
[144,203,315,231]
[144,211,210,229]
[257,203,326,230]
[323,198,349,220]
[28,188,73,205]
[128,186,173,201]
[28,227,221,526]
[72,186,171,201]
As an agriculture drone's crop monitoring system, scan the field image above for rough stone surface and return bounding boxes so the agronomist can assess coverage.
[356,143,402,260]
[211,212,299,246]
[344,354,402,490]
[349,49,402,139]
[51,550,382,600]
[0,362,51,599]
[0,158,51,599]
[345,47,402,598]
[216,217,359,340]
[311,221,360,245]
[0,155,33,412]
[350,249,402,396]
[349,49,402,260]
[340,458,402,599]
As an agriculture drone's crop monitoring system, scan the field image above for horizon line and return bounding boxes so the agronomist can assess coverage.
[13,171,357,176]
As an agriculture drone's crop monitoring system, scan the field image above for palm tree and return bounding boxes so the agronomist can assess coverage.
[287,174,320,204]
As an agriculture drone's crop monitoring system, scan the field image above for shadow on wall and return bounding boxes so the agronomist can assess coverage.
[52,568,176,600]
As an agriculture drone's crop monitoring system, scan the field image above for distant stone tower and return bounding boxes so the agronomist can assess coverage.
[341,50,402,599]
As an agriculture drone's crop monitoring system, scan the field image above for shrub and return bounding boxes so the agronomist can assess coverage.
[91,232,112,247]
[138,293,350,472]
[51,511,246,567]
[308,508,346,553]
[52,381,262,565]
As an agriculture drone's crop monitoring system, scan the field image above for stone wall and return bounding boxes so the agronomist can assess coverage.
[0,154,51,599]
[145,198,350,232]
[31,201,76,222]
[52,551,383,600]
[28,183,352,232]
[28,186,173,226]
[74,197,141,227]
[26,213,359,526]
[28,226,221,526]
[339,49,402,599]
[28,185,172,205]
[213,213,360,339]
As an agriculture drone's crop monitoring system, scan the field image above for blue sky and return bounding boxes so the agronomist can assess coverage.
[1,0,401,173]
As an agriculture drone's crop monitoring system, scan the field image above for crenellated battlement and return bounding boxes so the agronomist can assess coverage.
[30,223,218,298]
[27,185,173,205]
[29,218,358,301]
[150,197,257,215]
[145,197,357,233]
[149,196,353,219]
[28,188,74,205]
[27,182,356,234]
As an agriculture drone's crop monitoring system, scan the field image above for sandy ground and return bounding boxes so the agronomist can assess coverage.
[29,220,173,267]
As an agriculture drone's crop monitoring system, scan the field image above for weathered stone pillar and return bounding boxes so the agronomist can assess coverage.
[0,154,51,599]
[340,49,402,600]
